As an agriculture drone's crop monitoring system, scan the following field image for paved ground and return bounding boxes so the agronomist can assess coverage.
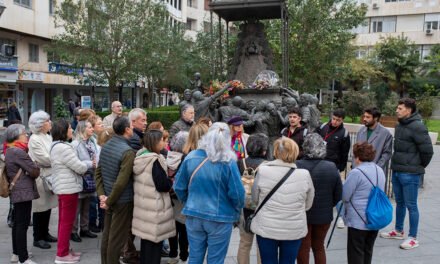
[1,146,439,264]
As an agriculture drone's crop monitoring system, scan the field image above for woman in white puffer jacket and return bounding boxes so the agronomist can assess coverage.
[251,137,315,264]
[50,119,94,264]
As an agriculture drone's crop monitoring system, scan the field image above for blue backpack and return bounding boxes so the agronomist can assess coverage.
[350,167,393,230]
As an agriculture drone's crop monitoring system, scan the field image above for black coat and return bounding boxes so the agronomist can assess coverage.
[7,106,21,123]
[280,126,308,159]
[316,122,350,172]
[296,158,342,225]
[391,112,433,174]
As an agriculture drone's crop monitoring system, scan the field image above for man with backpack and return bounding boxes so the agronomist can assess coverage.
[380,98,433,250]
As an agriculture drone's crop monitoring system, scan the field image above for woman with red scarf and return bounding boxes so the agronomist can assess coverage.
[228,116,249,160]
[4,124,40,264]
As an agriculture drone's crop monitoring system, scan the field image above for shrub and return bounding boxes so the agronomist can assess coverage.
[53,95,69,120]
[341,89,377,122]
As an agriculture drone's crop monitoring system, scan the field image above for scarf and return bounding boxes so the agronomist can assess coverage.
[83,139,96,160]
[6,141,29,153]
[231,132,245,160]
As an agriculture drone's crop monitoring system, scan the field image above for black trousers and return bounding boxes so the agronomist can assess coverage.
[140,239,162,264]
[12,201,32,263]
[347,227,378,264]
[169,221,189,261]
[33,209,52,241]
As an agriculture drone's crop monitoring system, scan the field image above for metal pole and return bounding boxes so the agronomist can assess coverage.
[226,20,229,78]
[210,11,214,80]
[219,15,222,79]
[327,204,343,249]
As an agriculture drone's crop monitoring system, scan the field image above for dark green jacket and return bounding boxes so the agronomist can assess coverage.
[391,112,433,174]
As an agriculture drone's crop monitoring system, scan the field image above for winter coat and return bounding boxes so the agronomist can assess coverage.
[316,122,350,172]
[5,147,40,204]
[28,133,58,212]
[296,159,342,225]
[251,160,315,240]
[132,150,175,242]
[280,126,308,159]
[174,149,245,223]
[72,139,98,197]
[391,112,433,174]
[50,141,91,195]
[169,119,193,140]
[102,113,119,129]
[7,105,21,123]
[342,162,385,230]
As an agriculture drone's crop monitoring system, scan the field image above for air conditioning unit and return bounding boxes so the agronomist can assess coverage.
[372,3,379,9]
[1,44,14,57]
[426,29,433,35]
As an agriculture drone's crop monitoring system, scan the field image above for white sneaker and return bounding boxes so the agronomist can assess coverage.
[400,237,419,250]
[12,252,33,263]
[380,230,405,240]
[19,259,38,264]
[168,258,179,264]
[336,218,345,229]
[179,261,187,264]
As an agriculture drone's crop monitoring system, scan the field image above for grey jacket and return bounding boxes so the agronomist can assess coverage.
[354,124,393,171]
[342,162,385,230]
[169,119,193,140]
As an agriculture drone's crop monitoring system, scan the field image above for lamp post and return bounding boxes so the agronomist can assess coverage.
[0,0,6,18]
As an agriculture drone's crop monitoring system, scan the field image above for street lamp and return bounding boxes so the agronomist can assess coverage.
[0,0,6,18]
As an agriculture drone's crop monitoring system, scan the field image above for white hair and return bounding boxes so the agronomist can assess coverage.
[198,122,236,163]
[128,108,146,121]
[28,110,50,134]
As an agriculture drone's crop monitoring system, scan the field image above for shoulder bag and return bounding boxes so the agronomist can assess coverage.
[244,167,295,233]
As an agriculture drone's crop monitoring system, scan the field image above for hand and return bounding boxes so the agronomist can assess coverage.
[92,158,97,168]
[100,201,109,210]
[99,195,107,202]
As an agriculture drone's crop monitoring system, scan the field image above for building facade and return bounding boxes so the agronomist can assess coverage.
[353,0,440,59]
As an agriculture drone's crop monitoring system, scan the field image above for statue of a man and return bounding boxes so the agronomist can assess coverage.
[192,84,230,122]
[179,89,193,109]
[218,96,251,125]
[190,72,204,93]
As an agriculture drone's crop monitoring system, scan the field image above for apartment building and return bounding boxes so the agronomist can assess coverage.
[352,0,440,59]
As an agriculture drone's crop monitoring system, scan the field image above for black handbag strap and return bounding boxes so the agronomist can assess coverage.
[253,168,295,217]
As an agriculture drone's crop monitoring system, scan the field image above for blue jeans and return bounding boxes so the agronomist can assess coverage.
[392,172,421,238]
[186,216,233,264]
[256,235,302,264]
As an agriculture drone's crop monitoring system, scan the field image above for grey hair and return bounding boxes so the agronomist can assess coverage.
[6,124,26,143]
[170,131,189,153]
[28,110,50,134]
[198,122,236,163]
[181,104,194,115]
[302,133,327,159]
[74,120,91,141]
[128,108,146,121]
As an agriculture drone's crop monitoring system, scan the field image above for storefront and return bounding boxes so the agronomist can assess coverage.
[0,56,18,127]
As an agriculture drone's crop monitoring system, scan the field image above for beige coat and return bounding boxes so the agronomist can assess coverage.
[28,133,58,212]
[132,150,175,242]
[251,160,315,240]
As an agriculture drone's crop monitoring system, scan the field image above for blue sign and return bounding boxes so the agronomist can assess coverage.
[0,57,18,71]
[81,96,92,109]
[48,62,84,76]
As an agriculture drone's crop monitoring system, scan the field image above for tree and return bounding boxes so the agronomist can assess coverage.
[53,95,70,120]
[339,58,382,91]
[420,44,440,78]
[265,0,367,93]
[373,35,420,98]
[49,0,182,108]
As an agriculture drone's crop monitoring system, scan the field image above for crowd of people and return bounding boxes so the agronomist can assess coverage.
[1,97,434,264]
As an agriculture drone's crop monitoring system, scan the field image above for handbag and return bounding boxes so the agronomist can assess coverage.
[82,174,96,193]
[241,159,259,210]
[244,167,295,234]
[41,175,54,193]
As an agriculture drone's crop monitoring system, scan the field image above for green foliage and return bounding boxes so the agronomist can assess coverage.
[341,89,376,122]
[53,96,70,120]
[381,92,400,116]
[373,36,420,97]
[265,0,367,93]
[339,58,382,91]
[49,0,188,107]
[96,108,180,129]
[420,44,440,78]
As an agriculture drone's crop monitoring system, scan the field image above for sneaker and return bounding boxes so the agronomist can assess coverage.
[336,218,345,229]
[69,249,82,257]
[12,252,33,263]
[380,230,405,240]
[168,257,179,264]
[19,260,37,264]
[179,261,187,264]
[54,254,80,264]
[400,237,419,250]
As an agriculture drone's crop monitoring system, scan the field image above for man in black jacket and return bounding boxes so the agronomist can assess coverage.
[380,98,433,250]
[280,107,308,159]
[128,108,147,151]
[315,109,350,172]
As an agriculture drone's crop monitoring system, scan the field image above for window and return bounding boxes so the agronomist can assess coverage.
[49,0,55,15]
[355,49,369,59]
[13,0,32,8]
[371,16,396,33]
[186,19,196,30]
[425,13,440,31]
[29,44,39,63]
[188,0,197,8]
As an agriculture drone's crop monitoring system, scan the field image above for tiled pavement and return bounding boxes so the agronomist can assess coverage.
[1,145,439,264]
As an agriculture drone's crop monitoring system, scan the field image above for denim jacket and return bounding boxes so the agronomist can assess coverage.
[174,149,245,223]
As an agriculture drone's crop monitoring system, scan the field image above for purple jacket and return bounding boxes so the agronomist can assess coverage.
[5,147,40,203]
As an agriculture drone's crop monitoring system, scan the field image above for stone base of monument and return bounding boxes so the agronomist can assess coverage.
[234,87,282,102]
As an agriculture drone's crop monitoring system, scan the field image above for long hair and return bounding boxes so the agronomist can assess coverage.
[74,120,92,141]
[183,123,208,154]
[199,122,236,163]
